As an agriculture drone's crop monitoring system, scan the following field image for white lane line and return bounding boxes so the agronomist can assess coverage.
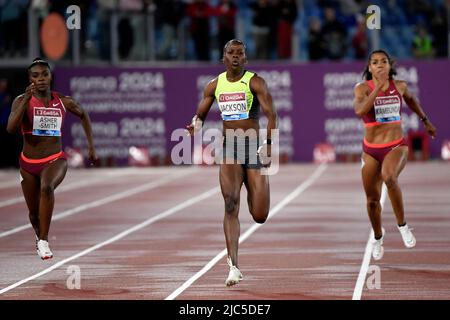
[0,186,221,295]
[352,183,387,300]
[0,169,197,239]
[0,169,168,208]
[0,177,111,208]
[0,169,128,191]
[165,163,328,300]
[0,181,18,189]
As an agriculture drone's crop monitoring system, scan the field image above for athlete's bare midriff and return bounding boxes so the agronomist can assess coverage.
[222,118,259,138]
[364,122,403,144]
[22,135,62,159]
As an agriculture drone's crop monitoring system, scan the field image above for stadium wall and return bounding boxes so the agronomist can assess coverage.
[54,60,450,165]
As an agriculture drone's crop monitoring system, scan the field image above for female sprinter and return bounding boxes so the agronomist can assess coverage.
[7,58,97,260]
[186,39,278,286]
[353,50,436,260]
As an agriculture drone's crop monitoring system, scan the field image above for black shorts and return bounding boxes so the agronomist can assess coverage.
[222,136,262,169]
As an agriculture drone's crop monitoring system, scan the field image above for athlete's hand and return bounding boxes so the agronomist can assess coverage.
[257,142,271,167]
[423,120,437,139]
[87,147,98,166]
[24,83,35,100]
[185,115,203,136]
[374,70,389,90]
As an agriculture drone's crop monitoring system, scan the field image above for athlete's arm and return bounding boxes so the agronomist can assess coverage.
[354,68,391,117]
[6,84,34,133]
[186,78,217,136]
[59,94,98,163]
[396,80,437,138]
[250,75,277,142]
[353,82,380,117]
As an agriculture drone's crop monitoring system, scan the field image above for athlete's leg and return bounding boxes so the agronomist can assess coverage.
[244,169,269,224]
[38,159,68,240]
[220,163,244,268]
[381,146,408,225]
[20,169,41,238]
[361,153,384,238]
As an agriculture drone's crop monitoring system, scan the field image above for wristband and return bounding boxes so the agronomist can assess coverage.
[192,115,203,130]
[420,116,428,123]
[264,139,272,145]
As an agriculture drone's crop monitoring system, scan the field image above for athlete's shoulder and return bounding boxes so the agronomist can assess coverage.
[53,91,70,100]
[392,79,408,96]
[354,82,372,99]
[393,79,407,89]
[354,81,369,89]
[54,92,75,105]
[207,76,219,88]
[249,71,265,84]
[354,81,369,93]
[204,76,219,96]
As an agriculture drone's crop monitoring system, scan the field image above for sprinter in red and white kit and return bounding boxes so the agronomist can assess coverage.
[353,50,436,260]
[7,58,97,260]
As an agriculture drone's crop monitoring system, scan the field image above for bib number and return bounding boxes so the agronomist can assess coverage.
[32,107,62,136]
[374,96,401,123]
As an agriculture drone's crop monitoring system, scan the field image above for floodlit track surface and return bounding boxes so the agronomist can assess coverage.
[0,163,449,300]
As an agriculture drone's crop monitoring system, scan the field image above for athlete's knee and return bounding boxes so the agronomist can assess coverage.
[250,205,269,224]
[382,173,398,189]
[224,195,239,214]
[40,183,55,197]
[366,198,380,211]
[252,214,268,224]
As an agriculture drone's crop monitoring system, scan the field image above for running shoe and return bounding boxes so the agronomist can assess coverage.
[37,240,53,260]
[225,256,243,286]
[398,224,416,248]
[35,235,39,254]
[372,228,385,261]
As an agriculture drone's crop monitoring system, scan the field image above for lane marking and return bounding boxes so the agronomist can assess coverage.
[0,181,18,189]
[165,163,328,300]
[0,186,220,295]
[352,183,387,300]
[0,169,169,208]
[0,169,196,238]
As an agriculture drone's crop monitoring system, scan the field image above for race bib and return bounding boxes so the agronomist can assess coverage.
[374,96,401,123]
[218,92,249,121]
[32,107,62,136]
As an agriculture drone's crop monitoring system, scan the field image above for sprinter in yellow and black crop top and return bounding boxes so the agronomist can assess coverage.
[186,39,278,287]
[353,50,436,261]
[215,70,259,121]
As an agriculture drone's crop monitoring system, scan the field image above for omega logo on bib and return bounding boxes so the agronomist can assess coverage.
[218,92,249,121]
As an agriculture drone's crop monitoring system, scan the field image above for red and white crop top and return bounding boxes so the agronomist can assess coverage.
[362,80,402,128]
[21,92,66,137]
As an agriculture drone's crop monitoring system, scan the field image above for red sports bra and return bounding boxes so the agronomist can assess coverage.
[21,92,66,137]
[362,80,402,128]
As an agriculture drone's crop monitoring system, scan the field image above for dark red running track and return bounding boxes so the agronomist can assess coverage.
[0,163,449,300]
